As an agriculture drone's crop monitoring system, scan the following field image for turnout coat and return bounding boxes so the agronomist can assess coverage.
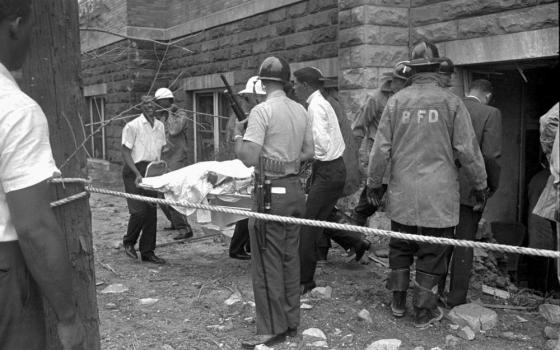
[367,73,487,228]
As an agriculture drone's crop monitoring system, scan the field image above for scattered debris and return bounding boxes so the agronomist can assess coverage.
[540,304,560,324]
[311,286,333,299]
[160,345,174,350]
[358,309,373,323]
[449,324,459,330]
[302,328,327,341]
[368,255,389,267]
[341,334,354,345]
[482,284,510,299]
[365,339,402,350]
[95,281,105,286]
[300,303,313,310]
[333,328,342,336]
[307,340,328,348]
[545,339,560,350]
[192,282,202,288]
[412,347,425,350]
[374,248,389,258]
[100,283,128,294]
[448,303,498,332]
[516,315,528,323]
[445,335,459,347]
[139,298,159,305]
[500,332,529,341]
[105,302,117,310]
[457,326,475,340]
[110,241,122,249]
[99,262,119,276]
[243,316,254,324]
[254,345,273,350]
[224,291,242,306]
[545,326,559,339]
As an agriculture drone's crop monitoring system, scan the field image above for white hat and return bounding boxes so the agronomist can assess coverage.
[154,87,174,100]
[238,76,266,95]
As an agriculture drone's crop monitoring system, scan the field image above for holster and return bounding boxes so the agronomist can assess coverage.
[387,268,410,291]
[413,271,440,310]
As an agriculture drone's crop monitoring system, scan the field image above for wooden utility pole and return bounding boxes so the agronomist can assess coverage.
[21,1,100,349]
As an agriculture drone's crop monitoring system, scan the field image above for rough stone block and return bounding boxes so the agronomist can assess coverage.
[298,43,338,61]
[237,29,258,45]
[308,0,337,13]
[411,3,444,26]
[497,4,559,33]
[365,25,409,45]
[540,304,560,324]
[365,338,402,350]
[268,8,287,24]
[341,68,378,89]
[338,89,371,118]
[239,15,268,31]
[339,7,367,29]
[285,32,314,49]
[339,46,365,69]
[267,38,285,51]
[448,303,498,332]
[457,15,501,38]
[413,20,459,42]
[366,6,409,26]
[364,45,408,67]
[251,41,268,55]
[339,27,367,47]
[287,2,308,18]
[412,0,449,6]
[311,26,337,44]
[295,11,334,31]
[276,20,295,36]
[258,26,277,40]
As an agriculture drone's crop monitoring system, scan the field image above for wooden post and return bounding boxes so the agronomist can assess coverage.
[20,1,100,349]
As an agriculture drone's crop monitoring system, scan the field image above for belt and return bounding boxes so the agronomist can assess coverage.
[259,157,301,177]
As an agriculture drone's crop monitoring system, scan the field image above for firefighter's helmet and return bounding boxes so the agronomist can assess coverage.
[407,40,440,68]
[258,56,291,83]
[437,57,455,76]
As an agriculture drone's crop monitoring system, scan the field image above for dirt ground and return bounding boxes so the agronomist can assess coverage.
[89,163,552,350]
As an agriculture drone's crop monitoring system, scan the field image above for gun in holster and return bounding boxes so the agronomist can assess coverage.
[220,74,246,122]
[256,156,272,251]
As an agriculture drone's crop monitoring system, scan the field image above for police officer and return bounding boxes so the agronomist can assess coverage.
[233,56,314,348]
[350,62,412,226]
[367,41,488,328]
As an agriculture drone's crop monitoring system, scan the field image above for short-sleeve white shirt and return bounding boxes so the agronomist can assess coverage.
[0,63,61,242]
[121,115,166,163]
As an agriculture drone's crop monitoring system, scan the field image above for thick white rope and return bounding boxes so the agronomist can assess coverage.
[84,185,560,259]
[50,191,89,208]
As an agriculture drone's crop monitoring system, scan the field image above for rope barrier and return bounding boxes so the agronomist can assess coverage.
[50,178,92,185]
[84,184,560,259]
[50,191,89,208]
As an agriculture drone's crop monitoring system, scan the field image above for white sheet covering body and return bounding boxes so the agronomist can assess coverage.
[140,159,254,217]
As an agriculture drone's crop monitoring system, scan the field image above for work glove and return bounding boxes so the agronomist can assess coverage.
[232,118,248,142]
[471,187,490,212]
[366,185,386,207]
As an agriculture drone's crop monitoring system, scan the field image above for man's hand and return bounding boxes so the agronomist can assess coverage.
[233,118,248,141]
[134,174,143,186]
[366,185,386,207]
[472,187,490,212]
[57,316,85,350]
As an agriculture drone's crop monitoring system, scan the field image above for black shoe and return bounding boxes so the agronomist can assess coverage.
[241,333,286,349]
[229,252,251,260]
[123,243,137,260]
[391,291,407,317]
[141,253,166,264]
[173,229,194,240]
[300,281,316,295]
[350,211,368,226]
[414,306,443,329]
[286,327,297,337]
[354,240,371,262]
[163,226,176,231]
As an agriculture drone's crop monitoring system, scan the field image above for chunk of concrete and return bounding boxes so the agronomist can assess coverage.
[448,303,498,332]
[358,309,373,323]
[457,326,475,340]
[540,304,560,324]
[100,283,128,294]
[365,339,402,350]
[311,286,332,299]
[445,335,459,347]
[302,328,327,341]
[545,326,559,339]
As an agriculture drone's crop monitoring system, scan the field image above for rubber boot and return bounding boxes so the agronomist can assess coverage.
[413,271,443,329]
[387,268,410,317]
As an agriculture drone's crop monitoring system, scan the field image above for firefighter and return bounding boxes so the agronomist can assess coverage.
[233,56,314,348]
[350,62,412,226]
[366,41,488,328]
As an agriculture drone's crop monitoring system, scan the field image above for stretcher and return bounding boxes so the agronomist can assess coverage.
[139,160,254,229]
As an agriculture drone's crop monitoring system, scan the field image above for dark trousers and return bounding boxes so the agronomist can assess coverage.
[122,162,158,255]
[354,185,377,218]
[230,218,250,254]
[160,203,191,231]
[0,241,45,350]
[389,221,452,275]
[528,221,559,293]
[441,205,481,305]
[249,176,305,335]
[318,210,364,252]
[300,157,346,285]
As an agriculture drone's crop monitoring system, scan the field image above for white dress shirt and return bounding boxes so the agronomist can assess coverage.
[122,114,166,163]
[0,63,61,242]
[306,90,345,161]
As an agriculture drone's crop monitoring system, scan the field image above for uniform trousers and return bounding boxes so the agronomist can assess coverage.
[122,162,159,255]
[389,221,452,275]
[353,185,377,219]
[249,175,305,335]
[299,157,345,286]
[317,210,366,255]
[0,241,45,350]
[440,205,481,305]
[160,203,191,231]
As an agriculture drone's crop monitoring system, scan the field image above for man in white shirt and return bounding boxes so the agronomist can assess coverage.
[293,67,369,294]
[121,96,167,264]
[0,1,84,349]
